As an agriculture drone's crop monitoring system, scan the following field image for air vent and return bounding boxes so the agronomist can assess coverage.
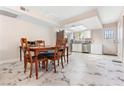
[20,6,26,11]
[0,9,18,18]
[20,6,28,12]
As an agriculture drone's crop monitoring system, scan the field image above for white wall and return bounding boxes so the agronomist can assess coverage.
[117,17,123,61]
[122,17,124,62]
[91,29,103,54]
[118,16,124,62]
[91,29,103,44]
[0,15,56,63]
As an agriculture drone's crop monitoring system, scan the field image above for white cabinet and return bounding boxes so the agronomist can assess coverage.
[72,44,82,52]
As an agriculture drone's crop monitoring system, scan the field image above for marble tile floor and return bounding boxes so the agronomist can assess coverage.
[0,52,124,86]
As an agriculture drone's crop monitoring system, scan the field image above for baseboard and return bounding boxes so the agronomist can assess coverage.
[103,54,117,56]
[0,58,19,65]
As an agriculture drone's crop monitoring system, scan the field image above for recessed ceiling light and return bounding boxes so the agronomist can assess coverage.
[46,13,60,20]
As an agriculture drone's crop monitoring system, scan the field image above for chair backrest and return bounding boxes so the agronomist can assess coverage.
[21,38,33,63]
[35,40,45,47]
[62,38,67,48]
[53,42,63,59]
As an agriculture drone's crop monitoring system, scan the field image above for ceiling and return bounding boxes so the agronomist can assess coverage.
[97,6,124,24]
[27,6,124,30]
[28,6,124,23]
[65,16,103,31]
[28,6,97,21]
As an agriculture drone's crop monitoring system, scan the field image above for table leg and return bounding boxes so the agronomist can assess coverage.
[34,50,39,79]
[20,47,22,61]
[67,47,68,64]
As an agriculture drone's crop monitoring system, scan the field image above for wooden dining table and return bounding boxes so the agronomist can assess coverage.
[19,45,69,79]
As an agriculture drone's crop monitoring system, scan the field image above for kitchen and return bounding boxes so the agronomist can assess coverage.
[64,25,103,55]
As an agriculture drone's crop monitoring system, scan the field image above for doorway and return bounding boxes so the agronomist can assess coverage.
[103,23,118,55]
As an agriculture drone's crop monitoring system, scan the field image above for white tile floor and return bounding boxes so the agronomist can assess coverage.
[0,52,124,86]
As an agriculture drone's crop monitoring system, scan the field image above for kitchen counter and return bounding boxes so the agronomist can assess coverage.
[72,42,91,53]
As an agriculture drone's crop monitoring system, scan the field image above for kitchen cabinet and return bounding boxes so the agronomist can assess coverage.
[72,43,82,52]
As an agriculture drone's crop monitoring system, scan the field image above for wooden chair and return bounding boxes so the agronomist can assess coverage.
[45,44,63,73]
[20,38,48,78]
[56,38,67,66]
[35,40,47,68]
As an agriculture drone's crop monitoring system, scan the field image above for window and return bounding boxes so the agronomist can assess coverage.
[72,30,91,40]
[104,29,114,39]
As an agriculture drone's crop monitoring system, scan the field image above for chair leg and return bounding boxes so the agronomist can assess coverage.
[58,59,59,66]
[61,55,63,64]
[24,58,27,73]
[39,62,40,68]
[42,61,45,69]
[61,56,64,68]
[29,63,33,78]
[24,63,27,73]
[53,60,56,73]
[46,60,48,71]
[64,54,66,63]
[63,51,66,63]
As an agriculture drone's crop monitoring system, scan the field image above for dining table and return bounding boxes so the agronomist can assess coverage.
[19,45,69,79]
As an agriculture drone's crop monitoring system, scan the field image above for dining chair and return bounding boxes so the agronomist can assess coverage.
[20,38,48,78]
[56,38,67,66]
[45,44,64,73]
[35,40,47,68]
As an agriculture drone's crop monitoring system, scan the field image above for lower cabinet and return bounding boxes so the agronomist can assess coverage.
[72,43,82,52]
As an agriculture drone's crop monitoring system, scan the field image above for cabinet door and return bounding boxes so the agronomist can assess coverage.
[78,44,82,52]
[72,44,82,52]
[72,44,78,52]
